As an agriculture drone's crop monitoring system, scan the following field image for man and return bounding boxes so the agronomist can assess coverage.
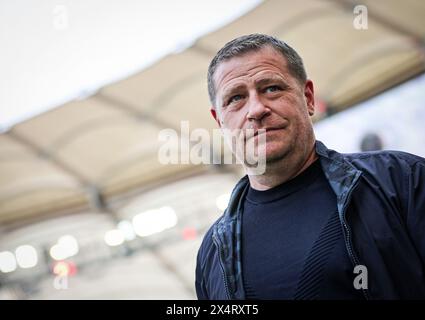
[195,34,425,300]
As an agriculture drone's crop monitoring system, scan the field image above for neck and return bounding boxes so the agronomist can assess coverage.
[248,140,318,191]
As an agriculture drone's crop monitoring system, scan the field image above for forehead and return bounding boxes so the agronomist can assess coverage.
[213,46,289,92]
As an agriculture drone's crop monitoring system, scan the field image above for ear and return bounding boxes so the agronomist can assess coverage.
[210,107,222,128]
[304,79,315,116]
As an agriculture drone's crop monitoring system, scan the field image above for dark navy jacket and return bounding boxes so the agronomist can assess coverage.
[195,141,425,300]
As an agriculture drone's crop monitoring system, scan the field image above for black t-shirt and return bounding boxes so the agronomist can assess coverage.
[241,159,364,300]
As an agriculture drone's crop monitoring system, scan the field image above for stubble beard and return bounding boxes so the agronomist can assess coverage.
[262,123,315,173]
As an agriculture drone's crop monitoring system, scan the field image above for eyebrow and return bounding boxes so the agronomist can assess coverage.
[220,84,246,106]
[223,75,287,96]
[219,75,289,107]
[222,84,246,97]
[254,75,287,87]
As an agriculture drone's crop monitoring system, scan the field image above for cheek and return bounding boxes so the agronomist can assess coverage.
[273,96,308,121]
[222,108,246,129]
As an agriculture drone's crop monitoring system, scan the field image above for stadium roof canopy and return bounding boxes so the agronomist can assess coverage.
[1,0,424,228]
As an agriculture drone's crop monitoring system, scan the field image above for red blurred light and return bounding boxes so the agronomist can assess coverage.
[182,227,197,240]
[316,98,327,114]
[52,260,77,277]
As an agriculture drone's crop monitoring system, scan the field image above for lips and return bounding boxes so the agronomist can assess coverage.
[253,126,285,137]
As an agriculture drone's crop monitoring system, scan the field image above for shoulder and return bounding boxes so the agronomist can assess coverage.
[342,149,425,171]
[340,150,425,196]
[196,216,222,267]
[197,175,250,263]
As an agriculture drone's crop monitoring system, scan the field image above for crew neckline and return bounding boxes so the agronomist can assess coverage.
[246,159,322,204]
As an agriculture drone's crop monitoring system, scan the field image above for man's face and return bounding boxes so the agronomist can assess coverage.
[211,46,315,165]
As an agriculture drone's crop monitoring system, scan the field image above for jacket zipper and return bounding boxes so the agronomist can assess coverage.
[212,232,231,299]
[340,174,371,300]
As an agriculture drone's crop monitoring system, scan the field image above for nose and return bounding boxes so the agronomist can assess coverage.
[246,92,270,121]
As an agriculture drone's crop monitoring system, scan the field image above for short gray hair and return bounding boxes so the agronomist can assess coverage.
[207,33,307,106]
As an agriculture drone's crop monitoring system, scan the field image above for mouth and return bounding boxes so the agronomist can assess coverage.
[253,127,285,137]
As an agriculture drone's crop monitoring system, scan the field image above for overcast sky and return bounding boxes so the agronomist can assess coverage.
[0,0,261,132]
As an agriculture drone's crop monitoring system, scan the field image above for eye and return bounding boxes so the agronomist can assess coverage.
[228,94,244,105]
[264,85,282,93]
